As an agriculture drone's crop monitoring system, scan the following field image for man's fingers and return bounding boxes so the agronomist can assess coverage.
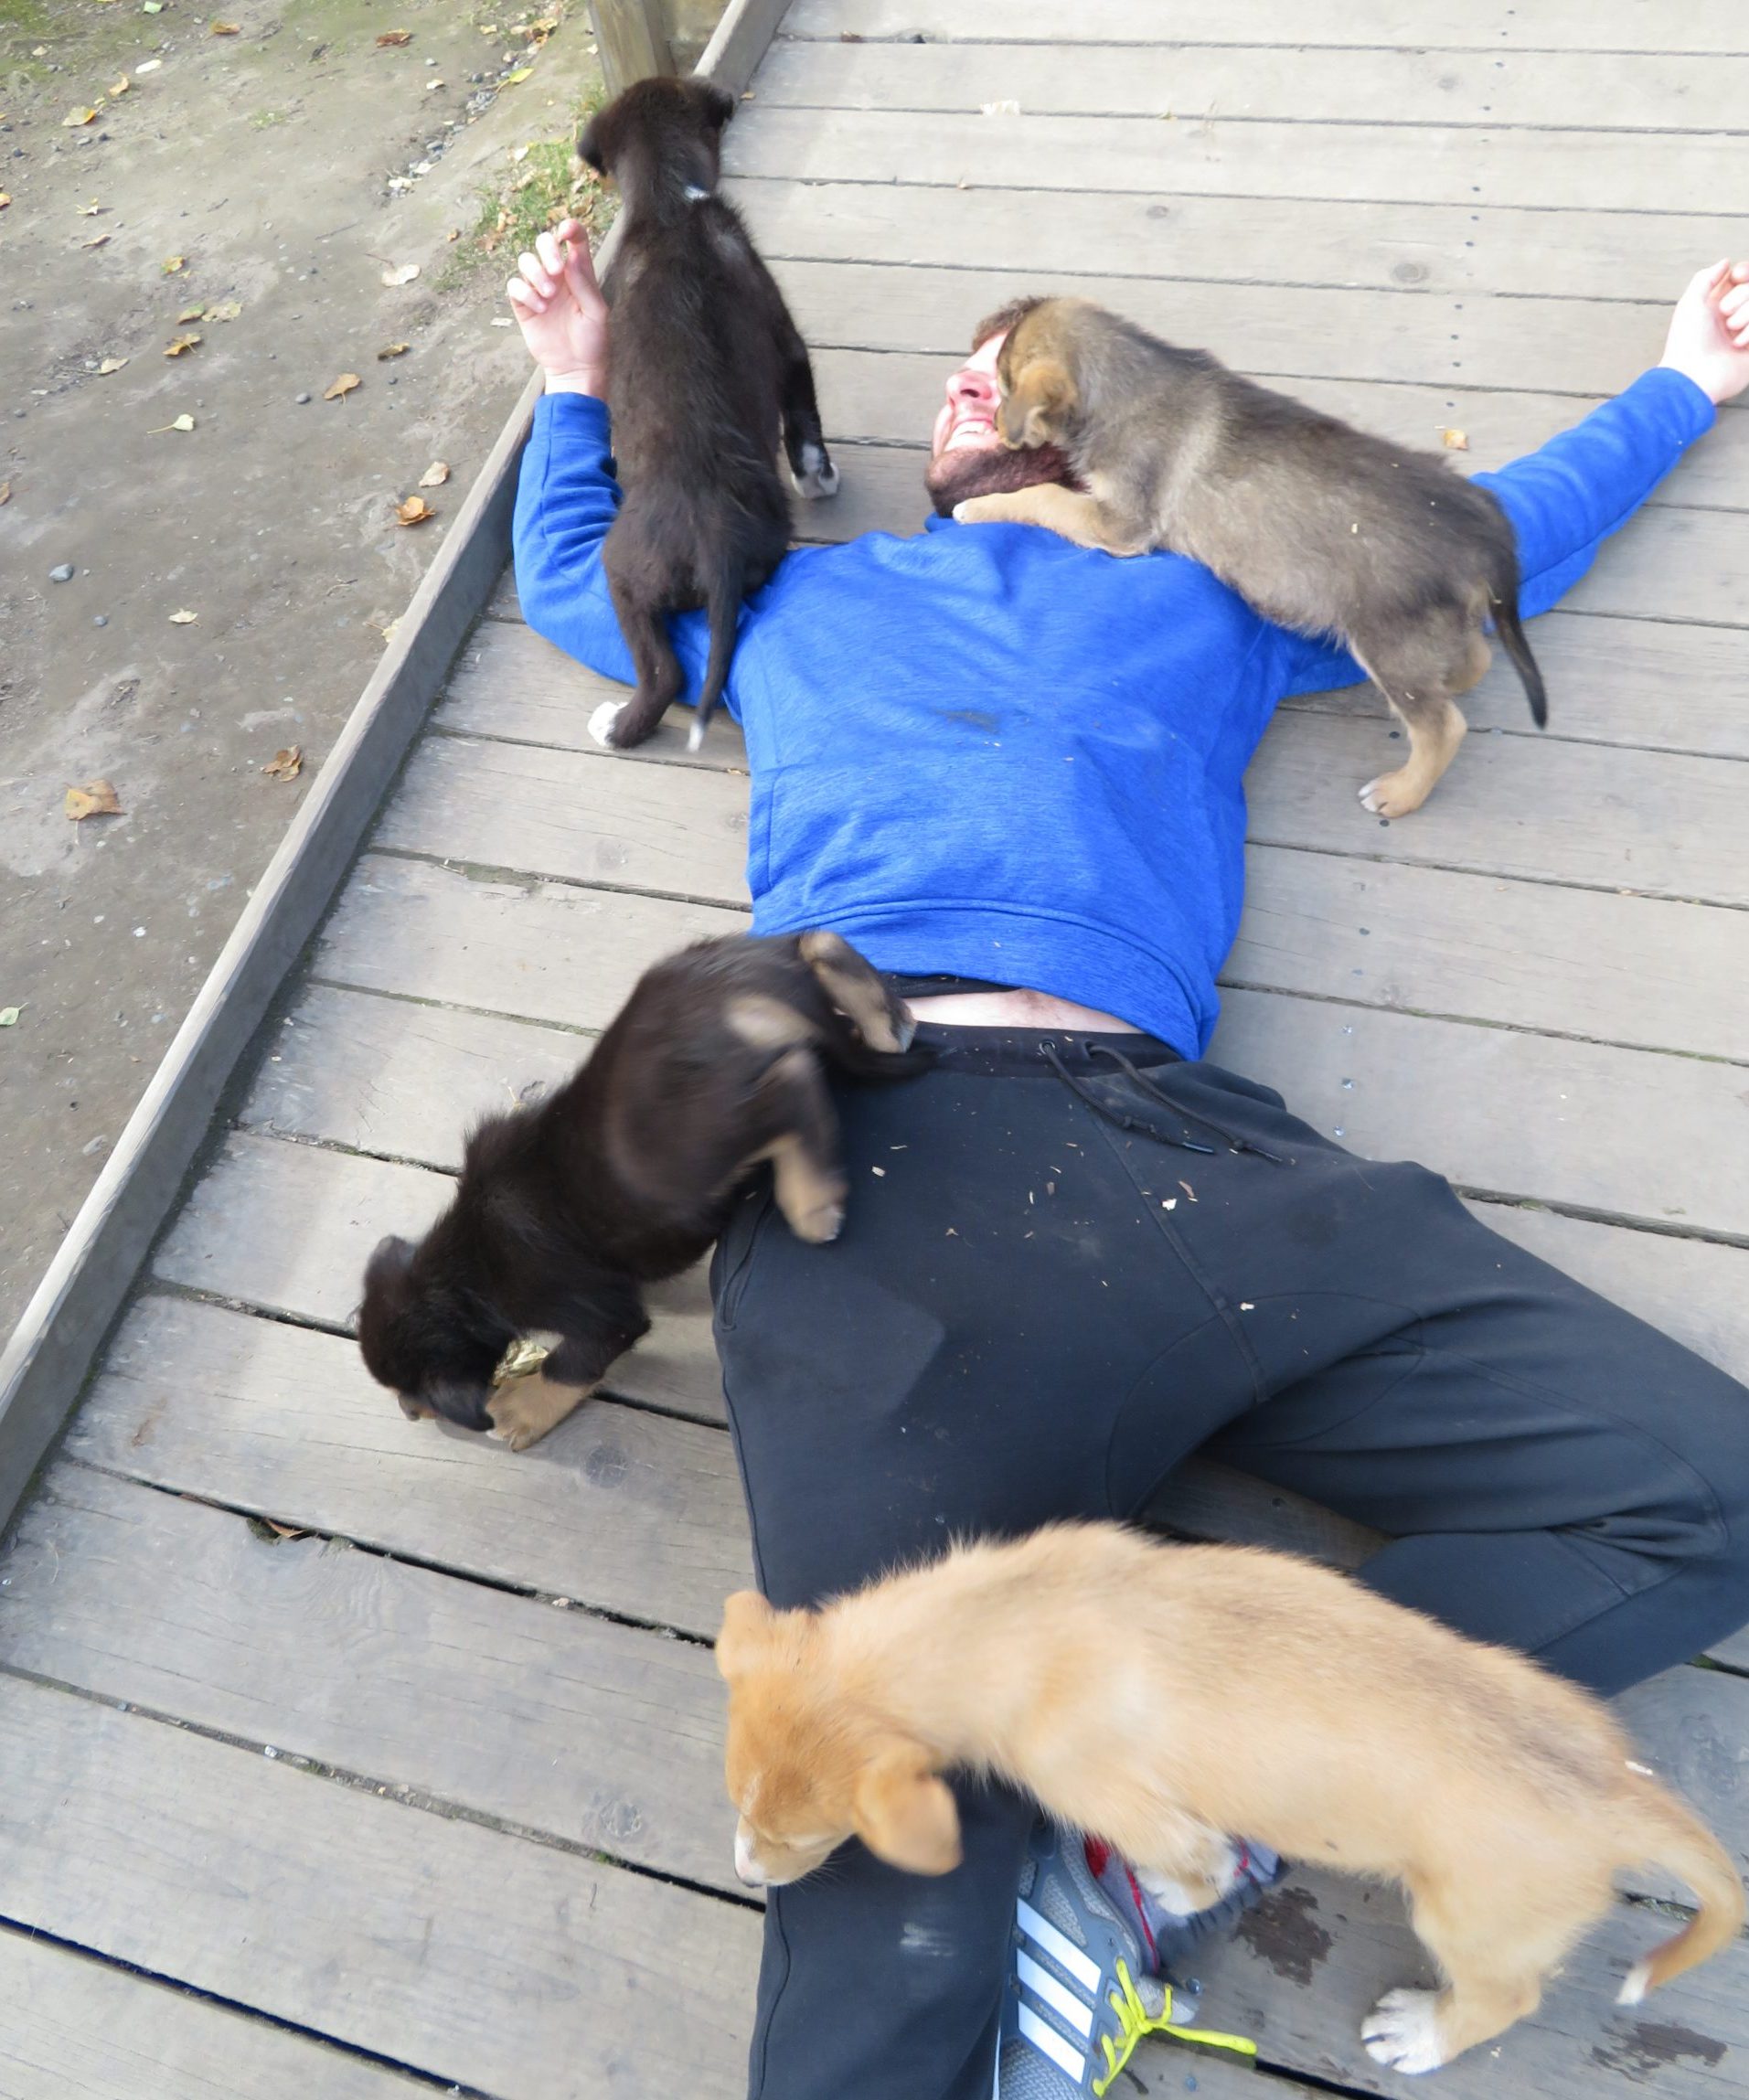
[517,249,556,299]
[535,228,564,280]
[552,217,603,301]
[507,277,545,314]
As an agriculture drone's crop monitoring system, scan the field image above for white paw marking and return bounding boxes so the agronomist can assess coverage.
[791,444,840,500]
[1362,1988,1448,2075]
[588,698,628,749]
[1617,1959,1651,2008]
[1359,773,1415,818]
[686,713,707,752]
[1136,1839,1242,1916]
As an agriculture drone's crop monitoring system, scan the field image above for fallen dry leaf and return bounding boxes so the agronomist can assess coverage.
[208,299,241,322]
[178,302,206,322]
[325,372,361,400]
[380,616,401,645]
[96,355,128,374]
[377,340,410,359]
[0,1007,20,1028]
[1440,427,1470,451]
[109,75,130,95]
[0,482,8,506]
[504,65,532,83]
[81,230,112,250]
[0,194,10,210]
[418,460,450,487]
[395,494,435,526]
[135,56,162,70]
[261,1517,309,1540]
[162,253,186,273]
[63,107,99,126]
[380,261,420,287]
[168,607,198,624]
[77,198,102,215]
[375,27,412,46]
[210,19,240,34]
[146,411,196,433]
[65,780,123,820]
[261,745,303,781]
[164,331,201,357]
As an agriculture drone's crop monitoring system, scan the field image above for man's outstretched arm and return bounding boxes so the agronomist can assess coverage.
[506,221,713,693]
[1281,260,1749,696]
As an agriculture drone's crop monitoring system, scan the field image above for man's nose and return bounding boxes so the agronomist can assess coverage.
[946,364,997,409]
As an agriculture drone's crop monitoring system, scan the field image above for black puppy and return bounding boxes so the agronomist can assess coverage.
[579,76,837,755]
[358,932,926,1451]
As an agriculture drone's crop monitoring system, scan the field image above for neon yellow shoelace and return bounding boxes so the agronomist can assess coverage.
[1090,1961,1257,2097]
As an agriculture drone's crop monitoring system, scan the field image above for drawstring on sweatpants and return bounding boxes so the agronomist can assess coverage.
[1042,1042,1291,1166]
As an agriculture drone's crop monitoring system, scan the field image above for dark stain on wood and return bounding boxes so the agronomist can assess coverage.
[1592,2020,1728,2082]
[1234,1883,1334,1988]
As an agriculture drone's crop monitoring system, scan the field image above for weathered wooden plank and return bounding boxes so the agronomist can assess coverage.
[68,1295,750,1636]
[727,107,1749,219]
[152,1132,726,1424]
[773,258,1690,407]
[731,176,1742,306]
[243,983,593,1159]
[783,0,1749,55]
[759,39,1749,133]
[807,349,1749,519]
[315,855,748,1029]
[379,734,752,904]
[0,1929,427,2100]
[443,596,1749,765]
[1232,847,1746,1065]
[1247,712,1749,909]
[1172,1865,1749,2100]
[0,1674,758,2100]
[1211,989,1749,1246]
[0,1466,741,1894]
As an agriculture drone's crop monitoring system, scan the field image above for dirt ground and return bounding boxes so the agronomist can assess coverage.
[0,0,605,1338]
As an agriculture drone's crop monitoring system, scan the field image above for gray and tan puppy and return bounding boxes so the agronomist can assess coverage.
[955,297,1547,817]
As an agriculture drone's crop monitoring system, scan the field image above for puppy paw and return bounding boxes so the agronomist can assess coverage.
[1362,1988,1448,2076]
[791,443,840,500]
[791,1199,845,1245]
[1136,1838,1244,1917]
[588,698,629,750]
[1359,769,1429,820]
[486,1370,593,1453]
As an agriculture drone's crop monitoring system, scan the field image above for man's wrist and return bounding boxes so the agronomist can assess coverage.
[545,368,609,399]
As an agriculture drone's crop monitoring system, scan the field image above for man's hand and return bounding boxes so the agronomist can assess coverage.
[507,219,610,398]
[1659,260,1749,406]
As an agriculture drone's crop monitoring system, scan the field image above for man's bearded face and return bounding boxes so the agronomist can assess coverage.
[923,325,1074,517]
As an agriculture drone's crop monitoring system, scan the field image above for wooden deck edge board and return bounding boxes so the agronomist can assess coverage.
[0,0,796,1544]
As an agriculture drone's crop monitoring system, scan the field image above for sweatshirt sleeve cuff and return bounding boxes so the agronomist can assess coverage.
[1628,364,1717,442]
[531,389,613,444]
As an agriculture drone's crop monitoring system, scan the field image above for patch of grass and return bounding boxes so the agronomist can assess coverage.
[443,79,613,288]
[249,106,288,128]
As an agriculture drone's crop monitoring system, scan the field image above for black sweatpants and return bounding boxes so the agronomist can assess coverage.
[709,1029,1749,2100]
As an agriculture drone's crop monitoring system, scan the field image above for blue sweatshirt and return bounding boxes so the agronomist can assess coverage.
[514,370,1712,1058]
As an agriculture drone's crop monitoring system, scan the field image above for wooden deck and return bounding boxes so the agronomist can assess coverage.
[4,3,1749,2093]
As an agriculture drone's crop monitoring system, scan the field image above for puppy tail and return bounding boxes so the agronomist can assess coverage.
[1489,571,1548,730]
[1616,1788,1745,2005]
[688,559,743,753]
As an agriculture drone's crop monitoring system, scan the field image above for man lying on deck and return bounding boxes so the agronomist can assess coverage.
[509,234,1749,2100]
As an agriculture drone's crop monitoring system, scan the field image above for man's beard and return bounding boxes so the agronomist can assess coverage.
[924,440,1077,517]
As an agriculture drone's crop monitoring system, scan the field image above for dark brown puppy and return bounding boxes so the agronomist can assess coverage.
[579,77,837,755]
[358,933,925,1450]
[955,297,1546,818]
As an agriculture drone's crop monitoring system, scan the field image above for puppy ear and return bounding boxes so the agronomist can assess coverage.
[716,1589,776,1678]
[853,1743,963,1876]
[576,111,609,175]
[1001,358,1074,448]
[692,79,736,132]
[364,1234,416,1292]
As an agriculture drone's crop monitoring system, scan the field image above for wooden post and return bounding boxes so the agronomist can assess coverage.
[588,0,675,95]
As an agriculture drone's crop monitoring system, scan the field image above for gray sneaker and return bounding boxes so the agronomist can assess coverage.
[996,1821,1261,2096]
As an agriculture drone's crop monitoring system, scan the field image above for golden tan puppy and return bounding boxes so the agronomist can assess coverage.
[717,1523,1741,2076]
[954,298,1548,818]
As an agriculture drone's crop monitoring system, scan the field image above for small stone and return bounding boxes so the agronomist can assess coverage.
[295,389,312,403]
[93,613,108,626]
[49,563,75,582]
[81,1134,108,1157]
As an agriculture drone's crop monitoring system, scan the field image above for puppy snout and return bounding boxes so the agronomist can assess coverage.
[733,1828,767,1888]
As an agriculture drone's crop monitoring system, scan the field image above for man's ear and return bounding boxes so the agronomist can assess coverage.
[852,1743,963,1875]
[716,1589,775,1678]
[1000,358,1074,449]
